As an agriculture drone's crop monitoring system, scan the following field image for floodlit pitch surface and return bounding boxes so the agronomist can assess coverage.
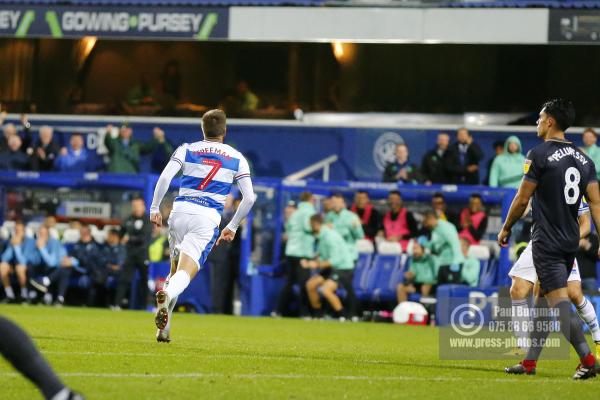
[0,305,596,399]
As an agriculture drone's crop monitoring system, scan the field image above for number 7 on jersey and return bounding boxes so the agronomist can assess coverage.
[197,159,222,190]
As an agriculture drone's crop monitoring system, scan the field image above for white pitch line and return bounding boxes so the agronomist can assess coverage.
[0,371,577,384]
[41,351,396,365]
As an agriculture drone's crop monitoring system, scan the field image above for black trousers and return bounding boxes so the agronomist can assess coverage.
[30,264,71,299]
[114,251,148,309]
[210,253,240,315]
[87,268,118,307]
[276,257,311,317]
[335,269,359,318]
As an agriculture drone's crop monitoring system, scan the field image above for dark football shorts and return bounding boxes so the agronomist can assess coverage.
[532,242,575,293]
[317,268,333,280]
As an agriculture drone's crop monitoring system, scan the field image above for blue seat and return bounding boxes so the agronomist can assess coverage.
[354,255,377,301]
[376,255,409,301]
[367,254,403,302]
[478,259,498,288]
[352,252,372,289]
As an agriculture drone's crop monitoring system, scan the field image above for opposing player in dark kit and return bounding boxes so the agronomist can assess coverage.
[498,99,600,379]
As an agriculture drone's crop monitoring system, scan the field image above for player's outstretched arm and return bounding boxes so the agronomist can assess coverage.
[149,159,181,227]
[585,181,600,240]
[498,179,537,247]
[217,176,256,246]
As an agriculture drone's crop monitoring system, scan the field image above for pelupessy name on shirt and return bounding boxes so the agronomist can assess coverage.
[547,147,588,165]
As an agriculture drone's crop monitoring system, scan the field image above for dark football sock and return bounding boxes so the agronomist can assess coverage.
[525,296,552,361]
[555,300,591,361]
[0,317,65,400]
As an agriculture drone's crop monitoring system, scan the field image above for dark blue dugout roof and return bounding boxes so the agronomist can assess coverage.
[0,0,324,5]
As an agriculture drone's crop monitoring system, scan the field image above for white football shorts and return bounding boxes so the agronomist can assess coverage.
[167,211,220,270]
[508,242,580,284]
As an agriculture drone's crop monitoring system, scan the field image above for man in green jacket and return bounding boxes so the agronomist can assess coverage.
[104,124,173,174]
[459,238,480,287]
[325,193,364,262]
[275,192,316,317]
[304,214,355,319]
[396,242,436,303]
[489,135,525,189]
[581,128,600,180]
[422,211,465,284]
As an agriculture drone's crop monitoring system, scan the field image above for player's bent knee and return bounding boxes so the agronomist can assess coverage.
[177,252,200,280]
[567,282,583,304]
[510,279,532,299]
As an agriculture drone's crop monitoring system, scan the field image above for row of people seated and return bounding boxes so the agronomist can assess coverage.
[277,190,493,320]
[350,190,489,250]
[0,222,125,306]
[0,218,170,307]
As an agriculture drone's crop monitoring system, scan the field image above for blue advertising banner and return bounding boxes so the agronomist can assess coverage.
[0,5,228,40]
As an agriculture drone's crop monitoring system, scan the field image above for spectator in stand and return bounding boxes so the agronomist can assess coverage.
[126,73,158,106]
[147,127,174,174]
[576,232,599,292]
[104,124,173,174]
[235,81,259,114]
[396,242,436,303]
[421,211,464,284]
[0,221,32,303]
[446,128,484,185]
[459,238,480,287]
[114,197,152,310]
[304,214,354,319]
[28,126,60,172]
[208,197,243,315]
[581,128,600,180]
[0,135,29,171]
[382,190,419,251]
[54,134,91,172]
[431,192,459,229]
[382,143,422,184]
[97,229,126,307]
[484,140,505,185]
[325,193,364,264]
[160,60,182,101]
[66,224,102,306]
[0,115,33,153]
[275,192,315,317]
[27,225,72,306]
[489,136,525,189]
[350,190,381,241]
[0,122,17,153]
[458,194,488,245]
[421,132,451,184]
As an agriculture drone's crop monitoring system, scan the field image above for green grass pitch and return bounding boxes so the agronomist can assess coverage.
[0,305,597,399]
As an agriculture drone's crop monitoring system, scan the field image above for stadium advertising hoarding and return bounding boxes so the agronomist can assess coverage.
[549,10,600,43]
[0,5,228,40]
